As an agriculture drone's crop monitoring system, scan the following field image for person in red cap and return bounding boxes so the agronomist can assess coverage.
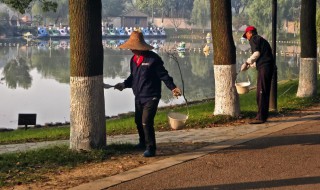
[242,26,275,124]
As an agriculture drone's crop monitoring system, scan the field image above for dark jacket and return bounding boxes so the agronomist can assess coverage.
[249,34,274,70]
[124,51,176,102]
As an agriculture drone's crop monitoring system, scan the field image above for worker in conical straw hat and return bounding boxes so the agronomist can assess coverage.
[115,30,182,157]
[118,30,154,50]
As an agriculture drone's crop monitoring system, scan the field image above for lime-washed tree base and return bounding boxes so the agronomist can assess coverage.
[213,64,240,117]
[297,58,317,97]
[70,76,106,150]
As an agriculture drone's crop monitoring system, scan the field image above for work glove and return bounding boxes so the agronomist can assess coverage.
[240,62,250,71]
[114,83,125,91]
[172,87,182,98]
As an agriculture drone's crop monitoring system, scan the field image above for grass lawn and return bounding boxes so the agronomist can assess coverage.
[0,77,319,145]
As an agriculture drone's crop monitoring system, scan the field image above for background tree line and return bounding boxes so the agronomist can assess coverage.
[0,0,315,38]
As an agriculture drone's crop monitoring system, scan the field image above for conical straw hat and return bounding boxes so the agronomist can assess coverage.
[119,30,153,50]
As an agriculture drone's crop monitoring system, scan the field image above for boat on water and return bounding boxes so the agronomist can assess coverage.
[22,25,166,40]
[38,27,49,37]
[34,27,70,39]
[203,44,210,52]
[176,41,186,52]
[149,40,160,49]
[104,26,166,38]
[23,32,33,41]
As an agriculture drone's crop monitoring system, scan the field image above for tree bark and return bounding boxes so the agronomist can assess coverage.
[210,0,240,117]
[297,58,317,97]
[69,0,106,150]
[297,0,317,97]
[269,0,277,111]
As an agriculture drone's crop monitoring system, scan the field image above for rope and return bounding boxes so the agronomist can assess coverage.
[279,84,295,97]
[166,52,189,116]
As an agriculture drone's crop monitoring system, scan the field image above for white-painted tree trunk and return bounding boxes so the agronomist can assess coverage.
[70,75,106,150]
[297,58,317,97]
[213,64,240,117]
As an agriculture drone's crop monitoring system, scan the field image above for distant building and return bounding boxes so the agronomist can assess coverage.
[284,21,299,34]
[120,9,148,28]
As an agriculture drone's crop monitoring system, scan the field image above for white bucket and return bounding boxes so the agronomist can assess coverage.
[167,112,188,130]
[235,81,250,94]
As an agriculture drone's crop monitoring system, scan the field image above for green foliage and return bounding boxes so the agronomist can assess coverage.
[191,0,210,29]
[316,2,320,42]
[40,0,57,12]
[134,0,150,10]
[231,0,249,15]
[134,0,194,19]
[31,0,67,25]
[0,0,57,14]
[102,0,126,18]
[0,127,70,144]
[246,0,272,37]
[245,0,301,39]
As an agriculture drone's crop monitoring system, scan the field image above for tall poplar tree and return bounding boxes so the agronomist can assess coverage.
[69,0,106,150]
[210,0,240,117]
[296,0,317,97]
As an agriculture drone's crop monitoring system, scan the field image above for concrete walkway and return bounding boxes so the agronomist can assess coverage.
[70,107,320,190]
[0,119,294,155]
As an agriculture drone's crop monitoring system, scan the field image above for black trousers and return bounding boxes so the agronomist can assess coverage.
[256,65,274,121]
[135,98,159,151]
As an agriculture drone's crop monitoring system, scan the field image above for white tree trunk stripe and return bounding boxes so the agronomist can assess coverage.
[70,75,106,150]
[214,64,240,116]
[297,58,317,97]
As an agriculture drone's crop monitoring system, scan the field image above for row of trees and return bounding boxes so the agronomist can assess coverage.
[0,0,315,42]
[0,0,125,26]
[211,0,317,117]
[1,0,317,151]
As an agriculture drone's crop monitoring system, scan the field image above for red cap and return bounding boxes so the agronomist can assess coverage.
[242,26,256,39]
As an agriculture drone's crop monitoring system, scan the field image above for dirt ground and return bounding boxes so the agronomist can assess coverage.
[4,142,210,190]
[4,105,319,190]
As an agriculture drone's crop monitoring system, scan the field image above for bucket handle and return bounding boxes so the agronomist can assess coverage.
[235,72,251,84]
[167,52,189,117]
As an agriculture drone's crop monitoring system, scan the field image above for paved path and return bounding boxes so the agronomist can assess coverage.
[0,121,270,154]
[69,106,320,190]
[106,118,320,190]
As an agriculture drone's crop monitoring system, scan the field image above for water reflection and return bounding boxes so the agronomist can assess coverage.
[3,57,32,89]
[0,39,304,129]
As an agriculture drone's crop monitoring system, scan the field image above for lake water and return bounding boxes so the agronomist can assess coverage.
[0,38,303,129]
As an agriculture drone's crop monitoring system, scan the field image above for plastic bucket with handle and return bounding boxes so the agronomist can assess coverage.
[167,52,189,130]
[235,81,251,94]
[167,111,188,130]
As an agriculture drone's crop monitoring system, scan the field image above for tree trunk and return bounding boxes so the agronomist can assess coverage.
[269,0,277,111]
[69,0,106,150]
[210,0,240,117]
[297,0,317,97]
